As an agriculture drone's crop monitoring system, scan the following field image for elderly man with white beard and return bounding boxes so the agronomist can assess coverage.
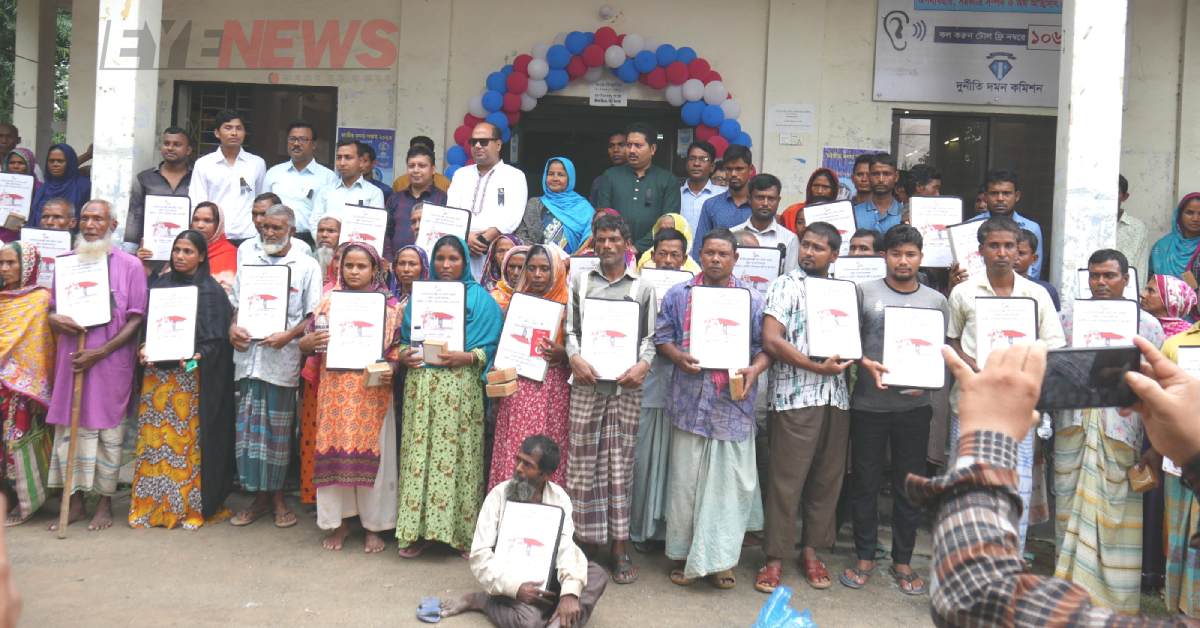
[314,213,341,283]
[46,199,148,531]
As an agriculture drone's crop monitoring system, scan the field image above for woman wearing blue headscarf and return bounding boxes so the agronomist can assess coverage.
[30,144,90,225]
[395,235,502,558]
[515,156,594,254]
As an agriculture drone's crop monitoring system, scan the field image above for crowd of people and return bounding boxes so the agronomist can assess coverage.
[0,110,1199,626]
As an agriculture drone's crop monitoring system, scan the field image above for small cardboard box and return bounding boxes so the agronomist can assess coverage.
[486,380,518,398]
[729,369,747,401]
[423,340,448,365]
[487,367,518,384]
[364,361,391,387]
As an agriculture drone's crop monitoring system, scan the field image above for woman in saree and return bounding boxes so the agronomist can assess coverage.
[129,230,236,529]
[488,244,531,309]
[514,156,594,254]
[30,143,90,226]
[189,201,237,294]
[396,235,502,558]
[1,149,42,243]
[480,234,521,292]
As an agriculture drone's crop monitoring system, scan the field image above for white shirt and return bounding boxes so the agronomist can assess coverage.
[236,236,315,268]
[680,180,726,233]
[446,161,529,276]
[313,175,385,223]
[262,159,337,234]
[189,148,267,241]
[733,217,800,273]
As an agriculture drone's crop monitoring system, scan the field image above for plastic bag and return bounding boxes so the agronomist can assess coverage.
[752,585,817,628]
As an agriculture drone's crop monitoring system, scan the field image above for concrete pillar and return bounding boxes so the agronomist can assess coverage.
[65,0,99,151]
[1049,0,1129,297]
[13,0,58,157]
[92,0,161,220]
[760,0,826,197]
[394,0,452,157]
[1176,0,1200,201]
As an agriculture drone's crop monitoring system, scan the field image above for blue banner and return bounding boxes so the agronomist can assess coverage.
[914,0,1062,13]
[336,127,396,185]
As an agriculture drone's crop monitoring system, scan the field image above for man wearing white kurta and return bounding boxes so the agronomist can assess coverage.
[446,122,528,278]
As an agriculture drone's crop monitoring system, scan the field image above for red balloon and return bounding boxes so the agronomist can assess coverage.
[513,54,532,75]
[688,58,711,80]
[710,135,730,157]
[595,26,619,49]
[502,93,521,113]
[453,124,472,147]
[582,44,604,67]
[705,70,723,84]
[506,111,521,126]
[617,34,625,45]
[666,61,688,85]
[646,67,667,90]
[463,113,483,128]
[506,71,529,94]
[566,56,587,79]
[694,124,717,142]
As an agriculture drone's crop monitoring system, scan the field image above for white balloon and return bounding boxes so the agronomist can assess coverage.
[532,44,550,59]
[720,98,741,120]
[525,79,548,99]
[527,58,550,80]
[622,34,644,57]
[681,78,704,102]
[468,94,487,118]
[604,45,626,69]
[553,32,568,45]
[703,80,727,105]
[664,84,685,107]
[520,93,538,112]
[583,66,604,83]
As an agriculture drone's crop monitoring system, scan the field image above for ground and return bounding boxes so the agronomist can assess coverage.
[9,491,933,627]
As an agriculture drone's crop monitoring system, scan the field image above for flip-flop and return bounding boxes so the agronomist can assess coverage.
[669,568,695,586]
[839,566,873,590]
[416,597,442,623]
[399,540,431,559]
[230,507,270,527]
[710,569,736,590]
[273,510,298,528]
[611,553,639,584]
[888,565,927,596]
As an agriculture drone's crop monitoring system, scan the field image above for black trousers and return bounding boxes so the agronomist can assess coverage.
[849,405,931,564]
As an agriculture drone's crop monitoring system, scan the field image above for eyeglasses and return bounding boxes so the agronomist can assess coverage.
[287,136,312,144]
[687,156,712,163]
[468,138,498,147]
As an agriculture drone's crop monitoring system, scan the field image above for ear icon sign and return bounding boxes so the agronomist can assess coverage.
[884,10,911,51]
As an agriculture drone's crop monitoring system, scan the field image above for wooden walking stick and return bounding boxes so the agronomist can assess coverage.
[56,333,86,539]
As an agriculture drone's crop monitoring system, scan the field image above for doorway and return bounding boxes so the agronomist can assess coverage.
[513,96,683,199]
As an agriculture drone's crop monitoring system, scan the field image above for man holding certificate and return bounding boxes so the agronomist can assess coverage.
[656,228,768,589]
[946,216,1064,552]
[756,222,851,593]
[1055,248,1164,613]
[228,205,323,529]
[46,200,148,532]
[564,214,656,585]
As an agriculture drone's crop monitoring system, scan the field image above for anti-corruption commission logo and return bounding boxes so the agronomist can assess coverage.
[99,19,399,71]
[986,52,1017,81]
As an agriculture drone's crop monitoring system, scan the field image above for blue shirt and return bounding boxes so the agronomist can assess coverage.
[679,180,726,233]
[967,211,1044,279]
[692,190,751,257]
[853,198,903,234]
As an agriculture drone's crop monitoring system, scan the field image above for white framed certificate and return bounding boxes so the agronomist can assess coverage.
[639,268,693,309]
[831,256,887,284]
[733,246,783,297]
[326,291,388,370]
[1077,267,1139,300]
[580,297,641,380]
[909,196,962,268]
[975,296,1038,368]
[1165,346,1200,475]
[236,265,291,339]
[948,221,986,278]
[881,306,945,389]
[568,256,601,289]
[803,200,857,257]
[54,254,111,328]
[413,203,472,256]
[688,285,752,370]
[339,204,389,256]
[493,501,565,591]
[0,173,35,228]
[494,292,564,382]
[804,277,862,360]
[1070,298,1140,348]
[143,194,192,261]
[410,280,467,352]
[145,286,198,362]
[20,227,71,289]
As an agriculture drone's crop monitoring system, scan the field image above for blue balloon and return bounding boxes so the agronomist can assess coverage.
[583,31,595,45]
[485,111,509,131]
[446,145,468,167]
[616,60,639,83]
[655,44,677,67]
[719,119,742,141]
[501,64,514,76]
[733,131,753,148]
[546,69,569,91]
[482,90,504,113]
[680,101,705,126]
[502,127,512,143]
[565,31,589,55]
[701,104,724,127]
[547,44,571,69]
[485,71,507,92]
[445,164,460,179]
[677,46,697,64]
[633,50,657,74]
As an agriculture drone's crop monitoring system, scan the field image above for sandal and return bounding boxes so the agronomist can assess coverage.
[711,569,736,589]
[611,553,639,584]
[230,506,270,527]
[754,563,782,594]
[669,567,695,586]
[398,540,432,559]
[273,509,298,528]
[839,566,873,589]
[889,565,927,596]
[801,557,832,590]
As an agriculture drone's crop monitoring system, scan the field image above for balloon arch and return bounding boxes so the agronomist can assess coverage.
[443,27,752,178]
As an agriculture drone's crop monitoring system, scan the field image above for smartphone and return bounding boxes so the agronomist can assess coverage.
[1036,346,1141,411]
